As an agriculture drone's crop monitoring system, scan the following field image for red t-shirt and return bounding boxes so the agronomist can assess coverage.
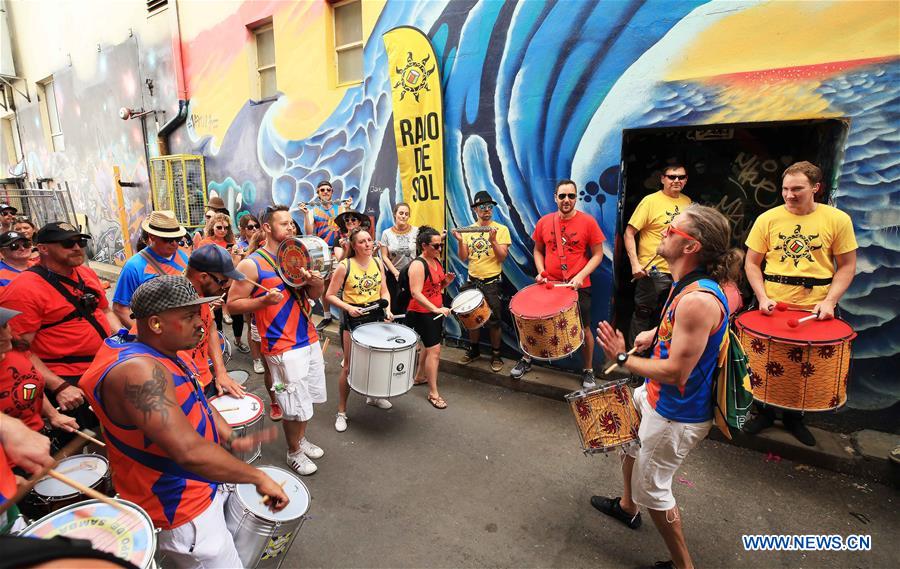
[197,237,231,250]
[4,265,111,378]
[0,349,45,431]
[408,257,446,313]
[532,211,606,288]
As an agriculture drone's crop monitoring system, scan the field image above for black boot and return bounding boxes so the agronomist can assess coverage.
[783,412,816,446]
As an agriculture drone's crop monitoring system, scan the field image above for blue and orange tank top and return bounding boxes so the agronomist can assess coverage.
[79,333,219,530]
[312,203,341,246]
[250,249,318,356]
[0,261,23,287]
[341,258,382,306]
[646,278,727,423]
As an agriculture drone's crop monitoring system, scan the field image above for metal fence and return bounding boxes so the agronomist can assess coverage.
[0,180,78,229]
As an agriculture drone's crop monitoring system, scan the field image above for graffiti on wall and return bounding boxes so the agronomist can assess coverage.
[173,0,899,412]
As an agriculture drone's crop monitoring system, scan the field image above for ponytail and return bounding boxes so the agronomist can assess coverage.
[680,204,744,286]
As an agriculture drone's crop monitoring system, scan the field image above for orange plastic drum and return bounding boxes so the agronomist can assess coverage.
[510,284,583,360]
[735,309,855,412]
[565,380,640,454]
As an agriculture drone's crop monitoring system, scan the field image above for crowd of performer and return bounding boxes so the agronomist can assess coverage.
[0,159,860,569]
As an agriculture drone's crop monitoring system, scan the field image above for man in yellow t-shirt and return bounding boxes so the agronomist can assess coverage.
[451,191,511,372]
[625,164,693,343]
[744,161,858,446]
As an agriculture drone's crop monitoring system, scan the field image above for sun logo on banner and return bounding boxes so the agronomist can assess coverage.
[775,224,822,266]
[394,52,435,102]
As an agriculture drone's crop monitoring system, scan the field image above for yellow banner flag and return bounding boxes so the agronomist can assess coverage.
[383,27,445,230]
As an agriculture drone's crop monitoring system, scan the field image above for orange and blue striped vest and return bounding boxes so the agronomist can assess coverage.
[250,249,318,356]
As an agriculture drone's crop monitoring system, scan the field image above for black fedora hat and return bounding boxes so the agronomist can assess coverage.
[471,191,497,208]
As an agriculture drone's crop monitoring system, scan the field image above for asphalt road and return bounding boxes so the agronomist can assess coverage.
[221,338,898,569]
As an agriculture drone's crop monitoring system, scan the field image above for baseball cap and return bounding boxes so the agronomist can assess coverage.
[0,307,21,326]
[130,275,222,320]
[0,203,17,214]
[0,231,28,248]
[189,244,245,281]
[36,221,91,244]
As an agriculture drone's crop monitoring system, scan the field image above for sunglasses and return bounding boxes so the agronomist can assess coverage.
[214,225,227,231]
[246,223,259,230]
[158,235,181,243]
[430,242,443,249]
[1,211,15,216]
[4,240,32,251]
[663,225,697,241]
[57,237,89,249]
[318,187,334,193]
[557,193,577,201]
[207,273,230,287]
[665,174,688,181]
[476,204,494,211]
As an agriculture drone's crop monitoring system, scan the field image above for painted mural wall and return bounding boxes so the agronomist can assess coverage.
[171,0,899,415]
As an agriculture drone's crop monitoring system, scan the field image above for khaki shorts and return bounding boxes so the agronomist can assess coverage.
[626,385,711,511]
[265,342,327,422]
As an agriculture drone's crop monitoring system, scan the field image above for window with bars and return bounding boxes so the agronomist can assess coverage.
[253,24,277,99]
[333,0,363,85]
[38,77,64,152]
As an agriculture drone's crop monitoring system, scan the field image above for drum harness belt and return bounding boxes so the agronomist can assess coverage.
[139,248,170,276]
[552,214,570,278]
[469,275,501,285]
[764,274,832,288]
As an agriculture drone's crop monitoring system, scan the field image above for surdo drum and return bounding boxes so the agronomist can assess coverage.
[208,393,265,463]
[20,499,158,569]
[450,288,491,330]
[276,236,334,286]
[565,380,641,454]
[226,465,310,569]
[23,454,113,520]
[735,309,855,411]
[349,322,419,398]
[510,284,583,360]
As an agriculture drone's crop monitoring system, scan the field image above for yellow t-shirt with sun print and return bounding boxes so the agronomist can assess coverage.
[341,258,383,305]
[627,190,693,274]
[745,204,857,307]
[463,221,511,279]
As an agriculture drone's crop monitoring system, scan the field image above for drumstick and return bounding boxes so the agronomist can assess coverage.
[433,313,444,321]
[775,302,789,311]
[321,337,331,353]
[544,282,575,289]
[787,313,819,328]
[73,429,106,447]
[0,432,85,516]
[261,480,288,505]
[215,407,240,413]
[46,469,131,514]
[245,277,276,294]
[603,347,638,375]
[630,255,659,282]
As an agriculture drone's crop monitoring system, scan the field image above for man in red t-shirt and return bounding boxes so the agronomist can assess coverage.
[510,180,606,387]
[3,222,121,443]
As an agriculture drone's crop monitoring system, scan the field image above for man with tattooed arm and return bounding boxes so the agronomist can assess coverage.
[79,276,288,568]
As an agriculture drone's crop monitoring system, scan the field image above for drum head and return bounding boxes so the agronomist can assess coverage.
[236,465,310,521]
[277,237,311,287]
[351,322,419,350]
[228,369,250,385]
[34,455,108,498]
[21,499,156,569]
[209,393,264,426]
[736,309,855,342]
[510,283,578,318]
[451,289,484,313]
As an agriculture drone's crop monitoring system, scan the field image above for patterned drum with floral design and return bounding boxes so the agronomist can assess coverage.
[735,309,855,412]
[451,288,491,330]
[509,284,583,360]
[565,380,640,454]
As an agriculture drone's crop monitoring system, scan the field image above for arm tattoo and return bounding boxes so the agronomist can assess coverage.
[124,363,175,425]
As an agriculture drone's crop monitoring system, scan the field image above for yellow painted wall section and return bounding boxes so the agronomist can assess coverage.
[667,1,900,80]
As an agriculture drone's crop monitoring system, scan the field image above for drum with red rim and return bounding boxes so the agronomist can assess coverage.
[509,284,583,360]
[735,309,855,412]
[276,236,333,287]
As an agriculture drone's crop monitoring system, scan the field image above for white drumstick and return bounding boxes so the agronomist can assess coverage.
[603,347,637,375]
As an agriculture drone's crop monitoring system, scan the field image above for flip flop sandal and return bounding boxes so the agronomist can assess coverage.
[413,379,428,386]
[427,395,447,409]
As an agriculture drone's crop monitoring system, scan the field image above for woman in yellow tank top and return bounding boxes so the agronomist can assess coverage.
[325,228,393,432]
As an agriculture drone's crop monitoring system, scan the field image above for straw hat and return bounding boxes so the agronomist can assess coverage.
[141,210,187,238]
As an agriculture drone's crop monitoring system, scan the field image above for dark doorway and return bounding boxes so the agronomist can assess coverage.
[613,118,850,331]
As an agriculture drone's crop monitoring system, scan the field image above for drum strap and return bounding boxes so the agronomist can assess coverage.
[139,248,170,276]
[552,214,570,278]
[647,269,710,354]
[256,248,312,319]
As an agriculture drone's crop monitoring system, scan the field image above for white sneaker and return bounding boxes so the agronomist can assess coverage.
[334,412,348,432]
[286,450,317,475]
[253,358,265,374]
[299,437,324,459]
[366,397,393,410]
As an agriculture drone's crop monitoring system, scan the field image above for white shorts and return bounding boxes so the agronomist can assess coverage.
[265,342,327,421]
[250,320,260,343]
[156,486,241,569]
[626,385,712,511]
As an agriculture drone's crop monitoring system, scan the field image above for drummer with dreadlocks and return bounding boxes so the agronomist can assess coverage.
[228,205,327,476]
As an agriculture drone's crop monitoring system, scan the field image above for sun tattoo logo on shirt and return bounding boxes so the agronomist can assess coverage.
[547,227,581,255]
[664,205,682,225]
[775,224,822,267]
[468,235,492,260]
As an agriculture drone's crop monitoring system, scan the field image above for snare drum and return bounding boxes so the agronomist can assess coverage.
[349,322,419,398]
[23,454,112,520]
[565,380,641,454]
[226,465,310,569]
[20,498,158,569]
[735,309,855,411]
[451,289,491,330]
[510,284,583,360]
[209,393,265,463]
[277,236,334,286]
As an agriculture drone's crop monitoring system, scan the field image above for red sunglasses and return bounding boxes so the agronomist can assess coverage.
[663,224,697,242]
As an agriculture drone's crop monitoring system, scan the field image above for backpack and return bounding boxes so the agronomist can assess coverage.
[712,324,754,440]
[394,257,429,314]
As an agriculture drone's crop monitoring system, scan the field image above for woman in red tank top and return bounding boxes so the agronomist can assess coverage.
[406,226,455,409]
